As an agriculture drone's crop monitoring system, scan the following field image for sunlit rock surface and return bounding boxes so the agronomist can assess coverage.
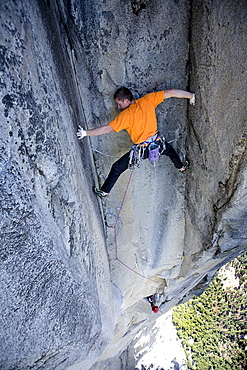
[0,0,246,369]
[132,311,187,370]
[89,311,188,370]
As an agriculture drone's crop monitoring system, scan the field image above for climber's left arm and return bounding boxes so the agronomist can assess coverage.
[164,89,195,105]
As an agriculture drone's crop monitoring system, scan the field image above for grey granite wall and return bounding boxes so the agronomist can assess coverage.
[0,0,246,369]
[0,1,112,368]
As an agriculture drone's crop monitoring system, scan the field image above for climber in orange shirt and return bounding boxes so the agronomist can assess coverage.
[77,87,195,198]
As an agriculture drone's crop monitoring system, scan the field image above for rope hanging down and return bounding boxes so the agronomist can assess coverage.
[91,134,182,283]
[107,170,157,283]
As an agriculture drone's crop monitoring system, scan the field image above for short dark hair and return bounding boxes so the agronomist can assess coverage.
[114,87,133,101]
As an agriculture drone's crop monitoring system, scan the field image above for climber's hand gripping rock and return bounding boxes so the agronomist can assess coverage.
[77,126,87,139]
[189,93,195,105]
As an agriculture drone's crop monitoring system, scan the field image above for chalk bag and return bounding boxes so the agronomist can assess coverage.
[148,142,160,162]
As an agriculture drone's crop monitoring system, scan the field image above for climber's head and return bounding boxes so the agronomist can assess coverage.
[152,306,159,313]
[114,87,134,110]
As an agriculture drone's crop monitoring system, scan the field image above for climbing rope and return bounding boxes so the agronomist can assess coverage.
[107,170,157,283]
[91,134,182,283]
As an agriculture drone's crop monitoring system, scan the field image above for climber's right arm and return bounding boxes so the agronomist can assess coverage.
[77,124,113,139]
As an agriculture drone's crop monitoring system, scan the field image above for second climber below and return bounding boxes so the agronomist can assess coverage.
[77,87,195,199]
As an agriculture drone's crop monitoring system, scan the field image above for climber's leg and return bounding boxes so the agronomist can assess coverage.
[100,151,130,193]
[160,141,183,168]
[160,141,190,173]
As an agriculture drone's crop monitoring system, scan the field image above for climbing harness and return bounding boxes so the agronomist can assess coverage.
[128,132,166,169]
[90,133,180,163]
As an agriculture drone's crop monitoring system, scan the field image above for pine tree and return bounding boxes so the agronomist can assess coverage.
[172,251,247,370]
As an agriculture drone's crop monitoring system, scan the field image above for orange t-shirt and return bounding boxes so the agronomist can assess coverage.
[109,91,164,144]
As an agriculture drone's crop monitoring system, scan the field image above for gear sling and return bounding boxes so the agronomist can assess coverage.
[101,132,183,194]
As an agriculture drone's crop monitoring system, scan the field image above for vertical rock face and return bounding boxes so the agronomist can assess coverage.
[0,0,246,369]
[0,1,113,369]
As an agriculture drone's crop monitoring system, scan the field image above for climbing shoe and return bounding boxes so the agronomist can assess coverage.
[93,187,107,199]
[180,160,190,174]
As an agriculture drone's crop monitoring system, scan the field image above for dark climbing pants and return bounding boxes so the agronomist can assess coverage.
[101,141,183,193]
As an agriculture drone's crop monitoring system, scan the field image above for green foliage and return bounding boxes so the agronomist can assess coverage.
[172,251,247,370]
